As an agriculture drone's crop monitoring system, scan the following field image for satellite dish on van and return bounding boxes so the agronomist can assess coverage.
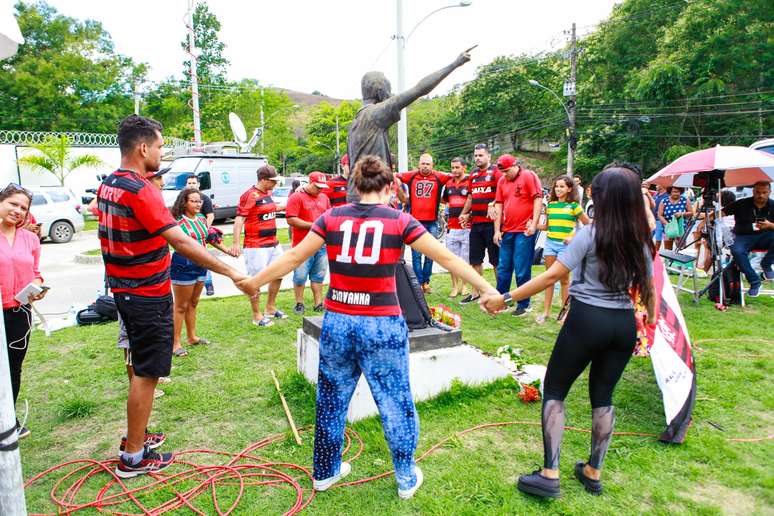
[229,112,247,143]
[228,112,263,154]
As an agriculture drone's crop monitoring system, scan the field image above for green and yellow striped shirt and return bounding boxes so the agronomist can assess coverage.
[546,201,583,242]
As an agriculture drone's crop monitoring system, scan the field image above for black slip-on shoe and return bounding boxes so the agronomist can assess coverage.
[574,461,603,495]
[517,469,560,499]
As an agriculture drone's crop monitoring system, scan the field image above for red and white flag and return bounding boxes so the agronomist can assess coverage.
[646,255,696,444]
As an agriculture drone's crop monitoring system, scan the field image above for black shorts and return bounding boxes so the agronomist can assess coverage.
[469,222,499,267]
[114,293,173,378]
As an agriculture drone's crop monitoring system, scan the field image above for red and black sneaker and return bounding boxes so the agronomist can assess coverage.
[119,430,166,453]
[115,446,174,479]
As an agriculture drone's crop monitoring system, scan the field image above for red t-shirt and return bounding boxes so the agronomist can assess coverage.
[443,177,470,230]
[327,175,348,207]
[286,189,331,246]
[397,170,452,222]
[237,186,279,248]
[468,166,503,224]
[97,169,176,297]
[495,168,542,233]
[311,203,426,316]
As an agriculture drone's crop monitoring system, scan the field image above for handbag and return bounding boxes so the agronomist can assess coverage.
[664,215,684,239]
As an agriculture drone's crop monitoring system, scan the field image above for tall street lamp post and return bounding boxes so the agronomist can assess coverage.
[395,1,472,173]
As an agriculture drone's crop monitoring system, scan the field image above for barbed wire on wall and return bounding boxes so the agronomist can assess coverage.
[0,129,193,154]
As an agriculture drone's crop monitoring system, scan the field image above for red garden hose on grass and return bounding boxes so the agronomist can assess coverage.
[24,422,771,515]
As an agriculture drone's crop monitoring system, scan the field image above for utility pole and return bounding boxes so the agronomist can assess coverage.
[260,87,265,155]
[133,83,141,115]
[566,22,577,177]
[335,114,341,173]
[395,0,408,174]
[187,0,202,147]
[0,293,27,515]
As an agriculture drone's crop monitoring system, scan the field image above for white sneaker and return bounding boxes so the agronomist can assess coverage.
[398,466,424,500]
[313,462,351,491]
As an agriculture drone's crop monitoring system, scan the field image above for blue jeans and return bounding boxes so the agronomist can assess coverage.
[411,221,438,285]
[313,311,419,491]
[730,232,774,286]
[496,232,537,309]
[293,246,328,286]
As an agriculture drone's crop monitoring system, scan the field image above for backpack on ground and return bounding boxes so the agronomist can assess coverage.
[707,263,742,305]
[94,295,118,321]
[76,303,112,325]
[395,259,435,330]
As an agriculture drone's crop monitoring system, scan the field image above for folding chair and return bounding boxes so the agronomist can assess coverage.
[659,248,699,302]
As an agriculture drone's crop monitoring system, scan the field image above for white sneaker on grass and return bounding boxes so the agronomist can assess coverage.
[313,462,351,491]
[398,466,424,500]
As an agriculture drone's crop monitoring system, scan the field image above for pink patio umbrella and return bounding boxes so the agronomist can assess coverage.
[646,145,774,188]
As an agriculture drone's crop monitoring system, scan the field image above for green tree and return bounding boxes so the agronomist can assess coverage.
[0,1,142,132]
[17,135,104,185]
[181,2,229,86]
[298,101,361,173]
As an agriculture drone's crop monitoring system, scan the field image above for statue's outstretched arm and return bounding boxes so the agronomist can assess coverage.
[376,47,474,127]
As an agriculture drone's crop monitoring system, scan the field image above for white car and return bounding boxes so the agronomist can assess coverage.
[270,186,292,213]
[28,186,85,243]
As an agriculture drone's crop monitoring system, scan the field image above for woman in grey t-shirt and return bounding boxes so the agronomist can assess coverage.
[483,164,656,498]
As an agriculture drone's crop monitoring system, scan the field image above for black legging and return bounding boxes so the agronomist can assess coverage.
[543,298,635,407]
[4,306,32,406]
[540,297,635,470]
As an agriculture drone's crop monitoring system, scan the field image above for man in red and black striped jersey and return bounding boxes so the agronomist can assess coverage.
[238,155,497,498]
[396,153,451,293]
[441,157,471,298]
[101,115,249,479]
[230,165,288,327]
[458,143,502,304]
[326,154,350,207]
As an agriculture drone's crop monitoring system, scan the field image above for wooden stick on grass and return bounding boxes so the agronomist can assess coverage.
[271,370,303,445]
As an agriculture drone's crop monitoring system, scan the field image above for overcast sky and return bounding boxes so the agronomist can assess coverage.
[36,0,619,99]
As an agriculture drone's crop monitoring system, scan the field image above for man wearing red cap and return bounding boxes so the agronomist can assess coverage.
[492,154,543,316]
[286,171,331,314]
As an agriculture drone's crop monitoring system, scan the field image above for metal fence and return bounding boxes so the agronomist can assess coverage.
[0,130,192,154]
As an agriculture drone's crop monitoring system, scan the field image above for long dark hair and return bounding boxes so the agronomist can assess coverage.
[171,187,201,219]
[591,166,655,307]
[548,175,579,203]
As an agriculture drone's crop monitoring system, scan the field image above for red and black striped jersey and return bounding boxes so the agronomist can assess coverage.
[311,203,427,316]
[97,169,176,297]
[397,170,452,222]
[468,166,502,225]
[327,175,348,207]
[237,186,278,248]
[442,177,470,230]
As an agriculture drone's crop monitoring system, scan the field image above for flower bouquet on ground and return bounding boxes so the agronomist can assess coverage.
[518,379,542,403]
[494,345,546,403]
[429,304,462,328]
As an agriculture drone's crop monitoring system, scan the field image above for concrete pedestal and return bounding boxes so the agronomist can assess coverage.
[297,316,511,422]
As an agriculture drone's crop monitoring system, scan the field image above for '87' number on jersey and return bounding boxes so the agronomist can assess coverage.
[335,219,384,265]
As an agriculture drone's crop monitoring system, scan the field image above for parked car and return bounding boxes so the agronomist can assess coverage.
[271,186,292,213]
[28,185,85,243]
[160,154,268,222]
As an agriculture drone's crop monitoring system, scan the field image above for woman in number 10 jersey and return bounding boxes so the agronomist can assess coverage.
[241,155,496,499]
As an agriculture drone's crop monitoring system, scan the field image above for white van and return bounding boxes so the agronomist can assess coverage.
[161,154,268,221]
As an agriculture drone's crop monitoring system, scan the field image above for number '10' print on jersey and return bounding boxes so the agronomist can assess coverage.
[311,204,427,316]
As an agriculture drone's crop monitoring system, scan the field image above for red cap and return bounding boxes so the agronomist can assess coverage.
[308,171,329,189]
[340,154,349,166]
[496,154,516,170]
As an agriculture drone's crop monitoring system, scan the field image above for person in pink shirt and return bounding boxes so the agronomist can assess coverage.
[0,183,47,439]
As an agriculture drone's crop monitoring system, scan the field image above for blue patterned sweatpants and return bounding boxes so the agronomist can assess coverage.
[313,311,420,491]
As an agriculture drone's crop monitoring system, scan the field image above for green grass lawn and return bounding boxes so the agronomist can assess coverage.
[17,270,773,514]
